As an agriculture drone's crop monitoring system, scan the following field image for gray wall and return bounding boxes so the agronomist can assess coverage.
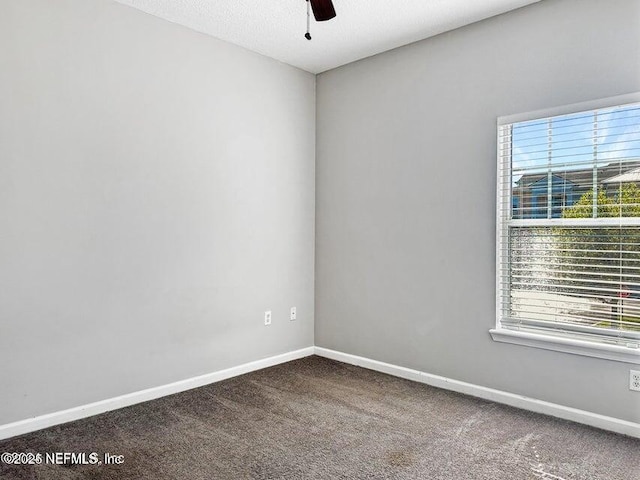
[316,0,640,423]
[0,0,315,425]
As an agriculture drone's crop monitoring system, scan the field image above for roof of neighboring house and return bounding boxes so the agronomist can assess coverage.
[515,158,640,189]
[529,174,576,189]
[602,167,640,184]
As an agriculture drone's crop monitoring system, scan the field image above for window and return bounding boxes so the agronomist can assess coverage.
[493,93,640,363]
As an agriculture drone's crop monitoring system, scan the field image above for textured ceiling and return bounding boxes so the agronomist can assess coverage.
[113,0,540,73]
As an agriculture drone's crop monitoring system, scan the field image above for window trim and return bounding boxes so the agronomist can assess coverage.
[490,328,640,364]
[494,92,640,364]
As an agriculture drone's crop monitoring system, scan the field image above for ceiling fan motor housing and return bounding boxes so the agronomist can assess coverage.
[310,0,336,22]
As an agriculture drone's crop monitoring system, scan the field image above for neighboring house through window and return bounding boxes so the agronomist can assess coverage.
[493,93,640,364]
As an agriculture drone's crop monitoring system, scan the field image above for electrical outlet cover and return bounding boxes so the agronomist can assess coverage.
[631,370,640,392]
[264,311,272,326]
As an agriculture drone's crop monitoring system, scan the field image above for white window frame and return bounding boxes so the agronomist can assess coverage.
[492,92,640,364]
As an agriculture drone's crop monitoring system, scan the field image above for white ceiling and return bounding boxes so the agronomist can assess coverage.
[113,0,540,74]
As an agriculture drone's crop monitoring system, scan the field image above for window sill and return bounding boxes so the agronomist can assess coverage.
[489,328,640,364]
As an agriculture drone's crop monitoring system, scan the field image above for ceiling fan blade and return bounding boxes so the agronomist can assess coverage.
[309,0,336,22]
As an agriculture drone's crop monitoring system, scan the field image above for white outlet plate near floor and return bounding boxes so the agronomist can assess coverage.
[264,311,272,326]
[631,370,640,391]
[290,307,297,321]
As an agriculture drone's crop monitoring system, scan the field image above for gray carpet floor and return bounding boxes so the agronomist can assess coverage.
[0,356,638,479]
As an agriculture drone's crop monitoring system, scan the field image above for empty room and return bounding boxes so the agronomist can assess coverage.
[1,0,639,478]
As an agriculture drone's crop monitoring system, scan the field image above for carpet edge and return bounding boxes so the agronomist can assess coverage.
[313,346,640,439]
[0,346,315,441]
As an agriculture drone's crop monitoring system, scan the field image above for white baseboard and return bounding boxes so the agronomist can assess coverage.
[314,347,640,439]
[0,347,314,441]
[3,346,637,441]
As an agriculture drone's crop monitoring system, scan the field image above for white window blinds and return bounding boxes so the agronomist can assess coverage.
[497,99,640,350]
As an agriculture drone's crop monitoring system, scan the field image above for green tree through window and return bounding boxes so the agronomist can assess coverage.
[556,184,640,330]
